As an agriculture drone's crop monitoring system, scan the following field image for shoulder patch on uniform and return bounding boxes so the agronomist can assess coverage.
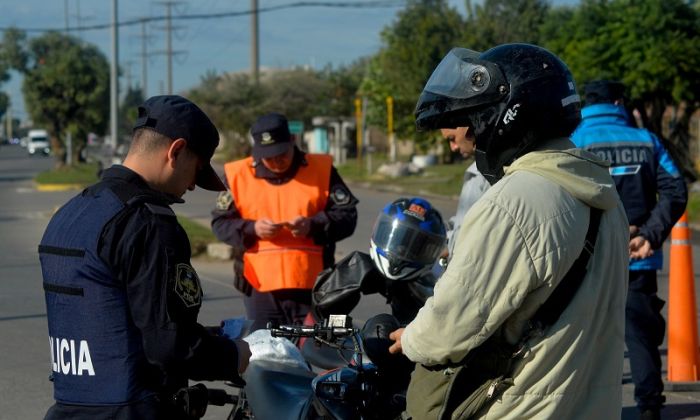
[330,186,351,206]
[216,191,233,211]
[174,263,202,308]
[144,202,176,217]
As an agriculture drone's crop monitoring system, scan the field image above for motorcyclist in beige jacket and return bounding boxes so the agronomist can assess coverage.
[389,44,629,419]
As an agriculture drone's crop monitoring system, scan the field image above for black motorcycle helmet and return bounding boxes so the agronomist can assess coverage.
[415,43,582,184]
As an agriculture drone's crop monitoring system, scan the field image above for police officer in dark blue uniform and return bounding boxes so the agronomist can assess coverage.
[571,81,688,420]
[39,95,250,420]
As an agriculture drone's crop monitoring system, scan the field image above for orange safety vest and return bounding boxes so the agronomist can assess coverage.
[224,154,332,292]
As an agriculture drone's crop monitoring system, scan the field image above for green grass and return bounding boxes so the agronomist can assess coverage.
[36,165,214,257]
[687,192,700,225]
[35,163,100,185]
[177,215,217,257]
[336,157,468,197]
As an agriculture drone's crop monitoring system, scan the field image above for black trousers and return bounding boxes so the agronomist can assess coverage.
[243,288,312,331]
[625,270,666,410]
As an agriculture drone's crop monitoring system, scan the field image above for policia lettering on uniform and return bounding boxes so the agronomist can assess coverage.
[586,141,651,173]
[48,336,95,377]
[40,187,143,405]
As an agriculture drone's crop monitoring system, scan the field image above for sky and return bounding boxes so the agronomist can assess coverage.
[0,0,576,123]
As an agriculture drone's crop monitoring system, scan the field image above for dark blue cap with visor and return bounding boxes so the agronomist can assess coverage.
[133,95,226,191]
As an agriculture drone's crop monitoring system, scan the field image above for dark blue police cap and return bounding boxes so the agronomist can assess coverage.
[584,80,626,105]
[250,113,293,159]
[133,95,226,191]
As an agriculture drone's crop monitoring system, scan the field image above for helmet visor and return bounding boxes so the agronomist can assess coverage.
[372,214,446,265]
[423,48,491,99]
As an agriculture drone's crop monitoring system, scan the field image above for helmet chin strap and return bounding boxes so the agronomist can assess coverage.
[475,150,503,185]
[475,137,536,185]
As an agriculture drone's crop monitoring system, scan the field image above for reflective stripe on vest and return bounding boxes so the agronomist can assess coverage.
[39,187,154,405]
[225,155,331,291]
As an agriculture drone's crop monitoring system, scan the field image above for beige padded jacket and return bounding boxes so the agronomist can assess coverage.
[402,138,629,419]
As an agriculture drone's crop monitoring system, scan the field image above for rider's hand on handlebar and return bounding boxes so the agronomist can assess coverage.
[388,328,405,355]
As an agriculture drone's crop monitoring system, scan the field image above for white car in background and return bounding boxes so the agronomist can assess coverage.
[27,129,50,156]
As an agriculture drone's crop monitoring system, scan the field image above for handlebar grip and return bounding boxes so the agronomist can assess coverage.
[207,388,237,406]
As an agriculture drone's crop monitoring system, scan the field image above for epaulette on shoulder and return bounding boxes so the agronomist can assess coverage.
[144,202,176,217]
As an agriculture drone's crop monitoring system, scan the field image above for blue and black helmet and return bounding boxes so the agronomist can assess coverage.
[370,197,447,281]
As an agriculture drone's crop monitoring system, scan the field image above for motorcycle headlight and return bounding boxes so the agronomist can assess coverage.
[315,381,348,400]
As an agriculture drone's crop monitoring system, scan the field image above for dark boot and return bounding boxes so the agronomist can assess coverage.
[639,407,660,420]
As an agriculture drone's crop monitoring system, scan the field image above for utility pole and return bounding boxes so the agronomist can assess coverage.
[75,0,81,39]
[139,19,149,97]
[355,98,363,165]
[5,106,12,142]
[387,96,396,162]
[155,1,184,95]
[64,0,70,33]
[124,60,134,91]
[165,1,173,94]
[251,0,259,84]
[110,0,119,150]
[72,0,94,41]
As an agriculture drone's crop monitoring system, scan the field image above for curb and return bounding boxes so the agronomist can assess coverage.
[35,183,84,192]
[665,381,700,392]
[347,181,459,201]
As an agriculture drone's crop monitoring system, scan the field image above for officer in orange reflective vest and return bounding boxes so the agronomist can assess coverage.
[212,113,358,330]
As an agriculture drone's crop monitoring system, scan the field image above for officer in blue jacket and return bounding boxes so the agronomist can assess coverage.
[39,95,250,420]
[571,80,688,420]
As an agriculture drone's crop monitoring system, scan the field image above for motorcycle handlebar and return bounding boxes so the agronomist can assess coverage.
[173,383,239,418]
[269,324,358,340]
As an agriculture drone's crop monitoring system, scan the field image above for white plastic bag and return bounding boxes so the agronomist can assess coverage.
[243,329,310,371]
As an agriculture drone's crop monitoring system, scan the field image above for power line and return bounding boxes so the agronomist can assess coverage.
[0,1,406,33]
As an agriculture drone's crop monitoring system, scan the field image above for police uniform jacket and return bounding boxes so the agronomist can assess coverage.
[211,148,358,279]
[40,165,241,418]
[571,103,688,270]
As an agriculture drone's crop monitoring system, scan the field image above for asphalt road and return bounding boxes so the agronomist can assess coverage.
[2,143,700,419]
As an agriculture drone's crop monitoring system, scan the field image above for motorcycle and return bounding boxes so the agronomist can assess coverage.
[181,313,410,420]
[177,251,437,419]
[299,251,436,370]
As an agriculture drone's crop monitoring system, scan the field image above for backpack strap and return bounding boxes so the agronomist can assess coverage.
[520,207,603,345]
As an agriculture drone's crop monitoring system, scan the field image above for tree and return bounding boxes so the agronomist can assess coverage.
[17,31,109,165]
[260,68,333,121]
[0,93,8,125]
[360,0,464,150]
[544,0,700,180]
[317,58,369,118]
[189,71,267,158]
[463,0,551,51]
[0,28,27,125]
[189,66,363,159]
[118,85,145,141]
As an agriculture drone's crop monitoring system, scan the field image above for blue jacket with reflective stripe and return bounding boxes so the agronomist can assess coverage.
[571,103,687,270]
[40,185,155,405]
